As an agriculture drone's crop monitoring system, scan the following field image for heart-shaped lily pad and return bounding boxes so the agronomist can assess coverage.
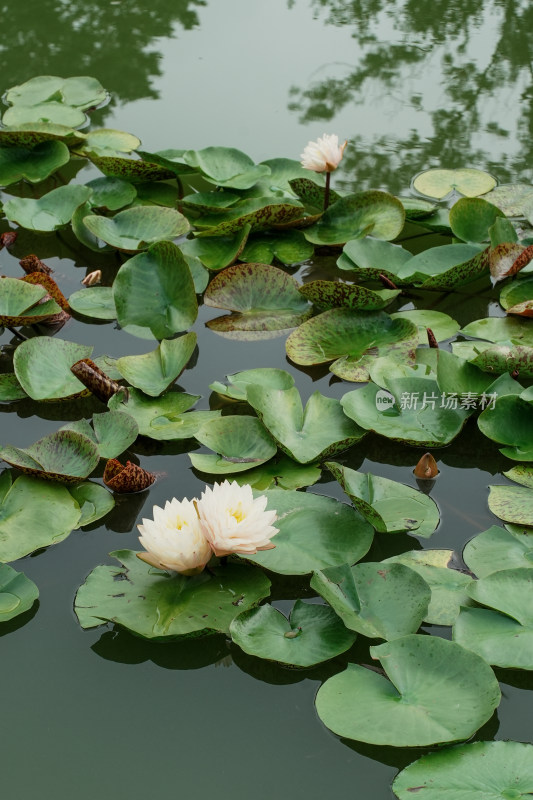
[0,276,62,326]
[108,388,219,441]
[286,309,418,382]
[69,481,115,527]
[182,146,270,189]
[13,337,93,400]
[180,225,250,271]
[68,287,116,320]
[85,177,137,210]
[453,568,533,669]
[0,563,39,622]
[83,206,190,251]
[413,168,497,199]
[449,197,505,242]
[115,334,197,397]
[463,524,533,578]
[337,237,413,282]
[240,230,314,266]
[303,191,405,245]
[311,562,431,639]
[0,429,100,483]
[315,634,501,746]
[5,75,107,109]
[191,454,320,490]
[229,600,356,667]
[0,139,70,186]
[390,310,460,344]
[326,463,439,536]
[61,411,138,460]
[246,385,366,463]
[243,489,373,575]
[210,367,295,402]
[113,242,198,339]
[75,550,271,640]
[193,415,277,471]
[392,741,533,800]
[4,184,92,231]
[2,102,87,128]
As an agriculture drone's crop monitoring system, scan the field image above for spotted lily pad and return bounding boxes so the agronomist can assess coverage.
[286,309,418,382]
[488,484,533,526]
[303,191,405,245]
[315,635,501,746]
[483,184,533,218]
[311,562,431,639]
[229,600,356,667]
[0,563,38,622]
[75,549,271,640]
[83,206,190,252]
[0,139,70,186]
[244,489,373,576]
[4,185,92,231]
[194,198,304,237]
[87,154,175,182]
[182,147,270,190]
[399,244,490,290]
[108,388,219,441]
[300,280,400,310]
[463,524,533,578]
[413,168,497,199]
[246,385,366,463]
[13,337,93,400]
[115,334,197,397]
[0,429,100,483]
[326,462,439,536]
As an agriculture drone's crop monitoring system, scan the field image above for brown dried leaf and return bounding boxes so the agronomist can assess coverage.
[1,231,18,249]
[19,254,53,275]
[490,243,533,283]
[21,272,69,310]
[70,359,122,403]
[103,458,156,492]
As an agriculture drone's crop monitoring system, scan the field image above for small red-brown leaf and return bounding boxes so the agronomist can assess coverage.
[70,358,123,403]
[1,231,18,249]
[103,459,156,492]
[21,272,70,310]
[506,300,533,317]
[19,254,53,275]
[426,328,439,348]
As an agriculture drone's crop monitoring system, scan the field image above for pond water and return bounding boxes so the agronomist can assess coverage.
[1,1,533,798]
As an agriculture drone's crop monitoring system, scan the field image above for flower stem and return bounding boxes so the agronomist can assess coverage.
[324,172,330,211]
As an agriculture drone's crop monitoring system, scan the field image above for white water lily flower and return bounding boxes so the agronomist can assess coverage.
[300,133,347,173]
[197,480,279,557]
[137,497,212,575]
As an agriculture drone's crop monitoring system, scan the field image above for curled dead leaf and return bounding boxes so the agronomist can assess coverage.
[21,272,70,311]
[19,254,53,275]
[103,458,156,493]
[70,358,123,403]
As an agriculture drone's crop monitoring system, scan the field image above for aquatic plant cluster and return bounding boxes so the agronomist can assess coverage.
[2,76,533,796]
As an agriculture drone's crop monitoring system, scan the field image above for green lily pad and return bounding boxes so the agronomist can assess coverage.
[311,562,431,639]
[229,600,356,667]
[488,485,533,526]
[390,310,460,343]
[449,197,505,242]
[75,550,271,640]
[0,563,38,621]
[463,524,533,578]
[489,216,518,247]
[326,463,439,536]
[113,242,198,339]
[13,337,93,400]
[68,482,115,527]
[87,154,175,182]
[300,280,400,311]
[0,122,82,147]
[209,367,295,402]
[190,454,320,490]
[83,206,189,252]
[413,168,497,199]
[454,568,533,669]
[115,334,197,397]
[61,411,138,460]
[504,465,533,488]
[315,635,501,746]
[0,140,70,186]
[383,550,475,625]
[4,184,91,231]
[0,429,100,483]
[246,385,365,463]
[136,149,197,176]
[0,374,27,402]
[286,309,418,382]
[193,415,277,470]
[501,277,533,312]
[393,741,533,800]
[0,277,61,326]
[68,287,116,320]
[204,263,311,335]
[337,237,413,282]
[182,147,270,190]
[134,182,181,208]
[244,489,373,576]
[85,177,137,211]
[108,388,219,441]
[462,316,533,345]
[303,191,405,245]
[180,225,250,271]
[2,103,87,128]
[194,198,304,237]
[181,191,241,214]
[79,128,140,155]
[0,474,82,561]
[240,230,314,266]
[5,75,107,109]
[483,184,533,218]
[478,395,533,460]
[399,244,490,290]
[341,375,471,447]
[397,196,437,219]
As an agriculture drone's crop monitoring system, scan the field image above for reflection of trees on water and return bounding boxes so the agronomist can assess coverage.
[0,0,205,118]
[289,0,533,192]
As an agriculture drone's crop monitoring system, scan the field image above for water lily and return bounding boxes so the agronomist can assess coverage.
[300,133,347,210]
[82,269,102,286]
[197,480,279,557]
[137,497,212,575]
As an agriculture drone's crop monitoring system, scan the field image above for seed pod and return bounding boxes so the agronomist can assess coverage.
[103,459,156,493]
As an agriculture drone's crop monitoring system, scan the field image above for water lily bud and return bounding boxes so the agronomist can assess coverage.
[414,452,439,480]
[137,497,212,575]
[300,134,347,173]
[82,270,102,286]
[197,480,279,557]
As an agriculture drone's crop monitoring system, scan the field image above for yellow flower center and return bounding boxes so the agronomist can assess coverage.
[174,515,186,530]
[230,503,246,524]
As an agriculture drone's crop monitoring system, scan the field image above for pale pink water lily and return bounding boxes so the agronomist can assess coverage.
[137,497,212,575]
[300,133,347,173]
[197,480,279,557]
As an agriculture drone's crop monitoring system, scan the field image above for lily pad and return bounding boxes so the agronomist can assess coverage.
[210,367,295,402]
[61,411,139,460]
[412,168,497,199]
[286,309,418,382]
[311,562,431,639]
[108,388,219,441]
[0,474,82,561]
[300,280,400,311]
[478,395,533,460]
[392,741,533,800]
[0,563,39,622]
[190,454,320,490]
[4,185,92,231]
[0,374,27,402]
[0,140,70,186]
[0,429,100,483]
[246,385,366,463]
[337,237,413,282]
[182,146,270,189]
[326,463,439,537]
[488,485,533,526]
[180,225,250,271]
[483,183,533,218]
[501,277,533,313]
[69,482,115,527]
[244,489,373,576]
[462,316,533,345]
[463,524,533,578]
[5,75,107,110]
[454,568,533,669]
[315,635,501,746]
[87,154,175,182]
[13,337,93,400]
[75,550,271,640]
[79,128,140,155]
[390,310,460,344]
[2,103,87,128]
[240,230,314,266]
[288,176,340,209]
[399,244,490,290]
[194,198,304,237]
[193,415,277,470]
[0,277,61,326]
[83,206,190,252]
[85,177,137,211]
[115,334,197,397]
[136,149,197,176]
[0,122,82,147]
[229,600,356,667]
[68,287,116,320]
[113,242,198,339]
[449,197,505,242]
[303,191,405,245]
